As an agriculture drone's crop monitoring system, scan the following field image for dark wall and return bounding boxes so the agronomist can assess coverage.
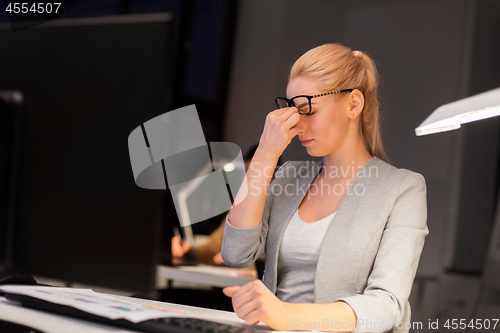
[452,0,500,273]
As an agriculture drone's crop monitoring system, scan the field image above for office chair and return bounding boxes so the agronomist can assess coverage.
[393,301,411,333]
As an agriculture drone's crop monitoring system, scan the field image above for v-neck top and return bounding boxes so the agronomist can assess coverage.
[276,208,336,303]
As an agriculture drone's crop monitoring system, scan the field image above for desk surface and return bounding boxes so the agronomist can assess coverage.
[157,264,257,288]
[0,293,272,333]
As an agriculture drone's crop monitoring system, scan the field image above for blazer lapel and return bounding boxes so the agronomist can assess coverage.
[314,157,381,303]
[265,160,323,294]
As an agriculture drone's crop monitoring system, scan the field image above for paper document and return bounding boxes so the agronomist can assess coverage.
[0,285,188,323]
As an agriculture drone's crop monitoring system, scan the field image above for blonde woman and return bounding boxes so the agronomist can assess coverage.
[221,44,428,332]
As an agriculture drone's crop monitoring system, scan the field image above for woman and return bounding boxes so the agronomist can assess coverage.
[221,44,428,332]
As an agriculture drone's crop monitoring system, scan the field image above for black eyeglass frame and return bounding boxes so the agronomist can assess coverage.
[275,89,354,115]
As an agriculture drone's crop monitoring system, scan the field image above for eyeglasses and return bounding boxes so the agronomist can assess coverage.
[275,89,354,115]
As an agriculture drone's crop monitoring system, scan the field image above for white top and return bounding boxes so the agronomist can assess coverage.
[276,209,336,303]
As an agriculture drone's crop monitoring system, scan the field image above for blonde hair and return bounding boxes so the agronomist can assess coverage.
[290,43,386,161]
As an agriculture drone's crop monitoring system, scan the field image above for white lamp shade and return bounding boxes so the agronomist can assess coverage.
[415,87,500,136]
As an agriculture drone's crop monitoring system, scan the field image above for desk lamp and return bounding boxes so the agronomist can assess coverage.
[415,87,500,136]
[415,86,500,295]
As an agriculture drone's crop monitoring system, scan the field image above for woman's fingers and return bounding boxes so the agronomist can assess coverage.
[272,106,294,116]
[231,285,257,311]
[230,281,274,325]
[268,106,298,124]
[240,306,263,326]
[228,283,260,321]
[260,107,300,155]
[234,298,261,323]
[222,286,240,297]
[224,280,256,307]
[224,280,285,327]
[284,111,301,130]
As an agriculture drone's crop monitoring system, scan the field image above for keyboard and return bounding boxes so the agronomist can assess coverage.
[4,293,272,333]
[0,318,45,333]
[144,317,271,333]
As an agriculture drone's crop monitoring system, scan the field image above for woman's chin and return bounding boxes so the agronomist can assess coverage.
[305,147,323,157]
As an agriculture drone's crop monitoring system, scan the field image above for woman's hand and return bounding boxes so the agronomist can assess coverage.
[258,107,301,158]
[223,280,292,330]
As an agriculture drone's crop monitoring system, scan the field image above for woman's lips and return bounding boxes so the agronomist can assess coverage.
[301,139,314,146]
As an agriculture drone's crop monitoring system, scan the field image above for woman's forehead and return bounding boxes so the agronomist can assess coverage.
[286,76,322,98]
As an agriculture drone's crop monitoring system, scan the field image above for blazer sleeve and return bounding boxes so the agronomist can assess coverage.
[337,172,428,332]
[220,161,289,268]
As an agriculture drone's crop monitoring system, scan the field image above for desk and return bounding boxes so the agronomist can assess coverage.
[0,293,271,333]
[157,265,257,288]
[34,265,257,294]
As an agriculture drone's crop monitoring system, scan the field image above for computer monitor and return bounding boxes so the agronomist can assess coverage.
[0,91,24,275]
[0,13,174,294]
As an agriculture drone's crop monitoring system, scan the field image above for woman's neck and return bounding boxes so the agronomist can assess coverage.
[320,141,373,181]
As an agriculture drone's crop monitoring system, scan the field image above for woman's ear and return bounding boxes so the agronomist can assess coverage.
[349,89,364,118]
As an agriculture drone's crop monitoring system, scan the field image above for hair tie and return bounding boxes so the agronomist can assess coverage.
[352,50,363,58]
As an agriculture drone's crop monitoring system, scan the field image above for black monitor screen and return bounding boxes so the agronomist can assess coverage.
[0,13,174,294]
[0,91,23,273]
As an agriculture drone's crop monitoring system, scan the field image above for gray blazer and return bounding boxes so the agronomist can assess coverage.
[221,157,428,332]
